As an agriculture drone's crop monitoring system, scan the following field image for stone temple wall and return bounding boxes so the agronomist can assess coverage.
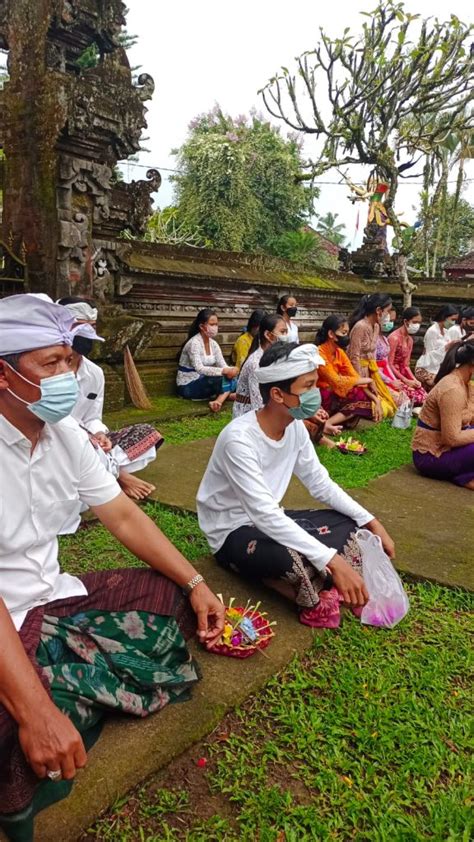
[1,239,471,411]
[92,242,472,410]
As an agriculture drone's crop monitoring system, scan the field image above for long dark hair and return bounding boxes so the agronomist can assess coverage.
[402,306,421,322]
[276,294,295,315]
[434,338,474,384]
[187,308,216,340]
[247,309,265,333]
[241,314,285,371]
[315,314,348,345]
[57,296,96,307]
[349,293,392,330]
[431,304,458,324]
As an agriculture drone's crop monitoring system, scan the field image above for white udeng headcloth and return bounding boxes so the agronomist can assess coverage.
[60,301,98,323]
[256,343,325,384]
[0,294,102,356]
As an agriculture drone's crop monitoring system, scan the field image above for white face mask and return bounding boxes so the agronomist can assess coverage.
[273,332,291,343]
[407,323,421,335]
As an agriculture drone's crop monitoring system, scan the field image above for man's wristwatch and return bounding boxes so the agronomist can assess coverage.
[183,573,205,595]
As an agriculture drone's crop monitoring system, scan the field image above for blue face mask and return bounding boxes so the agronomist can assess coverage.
[285,387,322,420]
[7,368,79,424]
[381,320,394,333]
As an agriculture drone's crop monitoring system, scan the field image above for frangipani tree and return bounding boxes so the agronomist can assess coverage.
[260,1,474,304]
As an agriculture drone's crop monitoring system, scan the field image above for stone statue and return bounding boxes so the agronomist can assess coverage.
[0,0,160,299]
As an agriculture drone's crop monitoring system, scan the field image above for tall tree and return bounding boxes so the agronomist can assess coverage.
[412,194,474,275]
[316,212,347,246]
[260,1,473,304]
[172,107,319,253]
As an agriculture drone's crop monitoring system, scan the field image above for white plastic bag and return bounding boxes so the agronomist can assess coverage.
[391,399,413,429]
[356,529,409,628]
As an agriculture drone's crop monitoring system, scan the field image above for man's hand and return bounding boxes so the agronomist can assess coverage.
[188,582,225,647]
[18,703,87,780]
[365,518,396,559]
[92,432,113,453]
[326,554,369,606]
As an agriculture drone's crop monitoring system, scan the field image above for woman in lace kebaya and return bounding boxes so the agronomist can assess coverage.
[177,309,239,412]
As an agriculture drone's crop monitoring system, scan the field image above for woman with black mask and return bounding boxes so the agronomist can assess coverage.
[316,315,380,428]
[276,294,299,343]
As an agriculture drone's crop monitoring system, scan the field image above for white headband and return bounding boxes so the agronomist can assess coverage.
[256,343,325,384]
[61,301,98,322]
[0,294,102,356]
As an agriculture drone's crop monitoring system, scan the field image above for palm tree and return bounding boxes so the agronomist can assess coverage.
[315,212,347,246]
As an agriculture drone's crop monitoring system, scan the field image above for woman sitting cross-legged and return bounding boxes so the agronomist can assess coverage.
[412,338,474,489]
[348,293,398,420]
[177,308,239,412]
[316,315,380,428]
[197,341,395,629]
[375,307,410,407]
[414,304,459,392]
[387,306,427,406]
[233,313,288,418]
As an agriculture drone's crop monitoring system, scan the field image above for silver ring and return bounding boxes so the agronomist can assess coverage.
[47,769,62,782]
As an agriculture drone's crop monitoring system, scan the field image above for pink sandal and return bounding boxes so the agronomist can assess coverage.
[299,587,341,629]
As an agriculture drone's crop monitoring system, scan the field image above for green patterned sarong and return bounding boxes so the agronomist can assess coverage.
[36,610,199,729]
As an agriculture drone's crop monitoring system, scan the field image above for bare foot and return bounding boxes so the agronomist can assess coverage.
[320,435,336,449]
[118,471,156,500]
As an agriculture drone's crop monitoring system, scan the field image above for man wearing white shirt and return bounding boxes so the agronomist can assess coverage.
[0,295,224,830]
[58,298,162,502]
[448,306,474,343]
[197,342,395,627]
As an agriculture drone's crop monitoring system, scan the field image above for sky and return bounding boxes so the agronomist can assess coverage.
[124,0,474,249]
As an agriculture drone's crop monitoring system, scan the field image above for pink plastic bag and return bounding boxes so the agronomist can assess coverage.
[355,529,409,629]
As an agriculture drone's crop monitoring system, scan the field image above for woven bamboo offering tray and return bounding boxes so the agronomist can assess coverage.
[207,596,276,658]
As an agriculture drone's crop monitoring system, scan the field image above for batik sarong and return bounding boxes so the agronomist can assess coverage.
[215,509,362,610]
[108,424,163,462]
[0,568,197,831]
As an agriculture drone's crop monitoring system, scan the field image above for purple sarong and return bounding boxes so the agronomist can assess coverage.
[413,443,474,487]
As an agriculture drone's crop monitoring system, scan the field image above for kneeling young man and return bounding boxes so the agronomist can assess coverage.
[197,342,395,624]
[0,295,224,832]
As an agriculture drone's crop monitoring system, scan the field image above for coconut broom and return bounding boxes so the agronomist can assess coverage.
[123,344,152,410]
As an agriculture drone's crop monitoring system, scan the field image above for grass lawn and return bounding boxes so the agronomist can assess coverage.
[159,413,415,488]
[84,582,473,841]
[59,502,210,577]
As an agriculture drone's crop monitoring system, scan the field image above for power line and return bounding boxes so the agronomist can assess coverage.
[117,160,474,185]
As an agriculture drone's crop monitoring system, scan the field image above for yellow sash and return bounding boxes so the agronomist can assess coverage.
[362,359,397,418]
